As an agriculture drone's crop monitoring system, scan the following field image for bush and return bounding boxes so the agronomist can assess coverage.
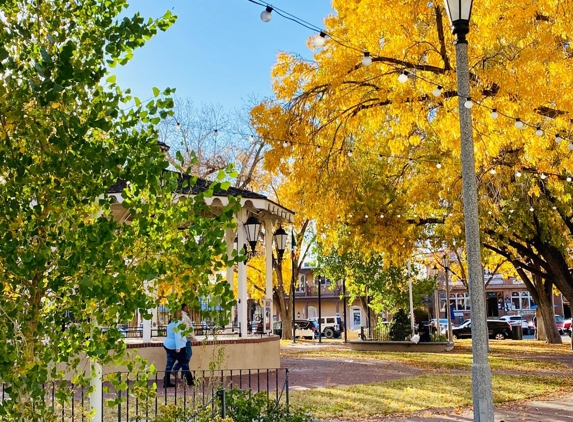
[151,388,314,422]
[388,309,411,341]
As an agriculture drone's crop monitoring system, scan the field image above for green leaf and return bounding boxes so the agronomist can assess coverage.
[152,87,160,97]
[106,75,117,84]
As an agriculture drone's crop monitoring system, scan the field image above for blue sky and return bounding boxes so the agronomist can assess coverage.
[113,1,333,110]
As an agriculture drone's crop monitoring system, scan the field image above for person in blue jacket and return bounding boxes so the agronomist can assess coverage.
[163,310,193,387]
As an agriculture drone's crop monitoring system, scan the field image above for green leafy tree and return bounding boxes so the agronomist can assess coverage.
[0,1,238,420]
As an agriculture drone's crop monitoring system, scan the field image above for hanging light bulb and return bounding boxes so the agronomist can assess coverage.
[316,145,321,153]
[569,143,573,151]
[490,109,498,119]
[432,86,442,97]
[380,214,384,218]
[283,141,289,148]
[490,168,496,175]
[555,134,563,143]
[464,97,473,109]
[175,121,181,130]
[514,118,524,129]
[398,71,409,83]
[347,150,353,157]
[378,154,383,161]
[541,173,547,179]
[314,31,327,47]
[213,129,219,137]
[436,162,442,169]
[379,36,385,49]
[260,6,273,22]
[515,170,522,177]
[529,207,534,212]
[362,51,372,66]
[249,135,254,142]
[553,206,557,210]
[536,127,543,137]
[567,176,572,182]
[365,214,368,219]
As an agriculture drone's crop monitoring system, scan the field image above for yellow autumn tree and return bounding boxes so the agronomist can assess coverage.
[252,0,573,344]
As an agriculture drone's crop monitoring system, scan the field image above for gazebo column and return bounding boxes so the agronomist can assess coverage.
[264,219,274,334]
[237,211,248,337]
[225,228,236,329]
[142,280,152,342]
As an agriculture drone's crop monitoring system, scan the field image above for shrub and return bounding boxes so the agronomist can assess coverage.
[388,309,412,341]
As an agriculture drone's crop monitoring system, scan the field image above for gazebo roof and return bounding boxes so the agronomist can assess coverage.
[108,170,294,224]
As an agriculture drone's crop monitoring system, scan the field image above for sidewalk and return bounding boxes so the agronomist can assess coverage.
[378,391,573,421]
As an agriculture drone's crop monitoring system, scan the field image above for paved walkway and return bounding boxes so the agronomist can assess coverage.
[380,392,573,421]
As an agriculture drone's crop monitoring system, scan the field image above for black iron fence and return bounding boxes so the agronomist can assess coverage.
[360,324,391,341]
[2,368,289,421]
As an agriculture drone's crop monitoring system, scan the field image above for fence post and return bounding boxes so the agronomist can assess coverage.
[89,360,103,422]
[285,368,290,411]
[217,388,226,418]
[360,326,365,340]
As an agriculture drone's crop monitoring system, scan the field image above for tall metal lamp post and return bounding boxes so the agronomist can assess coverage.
[443,254,453,341]
[442,0,494,420]
[273,226,288,334]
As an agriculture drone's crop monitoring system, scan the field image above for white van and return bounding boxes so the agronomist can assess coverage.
[310,315,343,338]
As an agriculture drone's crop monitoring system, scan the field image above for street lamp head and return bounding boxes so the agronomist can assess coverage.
[244,215,262,254]
[442,0,473,42]
[273,226,288,261]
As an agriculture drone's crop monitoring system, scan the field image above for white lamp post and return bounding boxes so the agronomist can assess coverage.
[441,1,494,420]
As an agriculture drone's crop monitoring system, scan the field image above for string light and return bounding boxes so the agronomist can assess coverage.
[436,162,442,169]
[260,6,273,22]
[398,71,409,83]
[213,129,219,137]
[515,171,522,177]
[464,98,473,109]
[490,109,499,119]
[490,169,496,175]
[568,143,573,151]
[536,127,543,136]
[283,140,290,148]
[362,51,372,67]
[567,177,572,182]
[556,134,563,143]
[249,135,255,142]
[514,118,524,129]
[347,150,353,157]
[529,207,534,212]
[432,86,442,97]
[314,31,327,47]
[541,173,547,179]
[316,145,321,152]
[175,121,181,130]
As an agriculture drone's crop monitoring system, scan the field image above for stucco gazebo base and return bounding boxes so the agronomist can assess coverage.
[349,340,455,352]
[114,336,280,373]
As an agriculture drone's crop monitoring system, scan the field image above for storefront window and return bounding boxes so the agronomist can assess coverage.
[454,293,471,310]
[511,291,532,310]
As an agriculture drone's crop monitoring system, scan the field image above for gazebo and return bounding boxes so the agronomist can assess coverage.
[108,172,295,339]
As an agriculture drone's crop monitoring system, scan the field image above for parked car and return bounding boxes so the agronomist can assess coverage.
[499,315,530,334]
[272,320,319,339]
[451,319,512,340]
[309,315,343,338]
[564,318,571,337]
[556,315,565,334]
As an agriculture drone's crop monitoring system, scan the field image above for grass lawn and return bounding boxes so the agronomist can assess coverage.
[284,338,573,419]
[290,373,573,420]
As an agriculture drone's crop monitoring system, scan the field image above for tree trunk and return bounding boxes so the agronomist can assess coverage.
[273,261,293,340]
[535,295,562,344]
